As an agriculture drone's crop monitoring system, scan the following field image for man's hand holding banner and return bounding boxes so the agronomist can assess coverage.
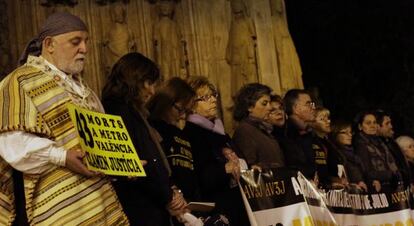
[67,103,146,177]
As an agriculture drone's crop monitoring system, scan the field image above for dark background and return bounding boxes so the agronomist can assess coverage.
[286,0,414,136]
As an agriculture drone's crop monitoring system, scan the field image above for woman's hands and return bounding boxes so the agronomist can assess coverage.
[167,186,189,217]
[225,159,241,181]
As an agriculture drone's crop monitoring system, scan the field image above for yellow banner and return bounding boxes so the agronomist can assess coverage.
[67,103,146,177]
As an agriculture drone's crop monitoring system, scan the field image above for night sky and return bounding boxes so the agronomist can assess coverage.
[286,0,414,136]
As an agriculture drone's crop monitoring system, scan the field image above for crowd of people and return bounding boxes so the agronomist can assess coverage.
[1,12,414,226]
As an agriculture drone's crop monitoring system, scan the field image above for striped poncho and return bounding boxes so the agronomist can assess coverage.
[0,56,129,226]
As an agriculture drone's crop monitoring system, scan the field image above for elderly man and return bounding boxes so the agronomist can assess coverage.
[0,12,128,225]
[283,89,317,180]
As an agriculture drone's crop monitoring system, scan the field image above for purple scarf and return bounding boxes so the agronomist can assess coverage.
[19,12,88,65]
[187,114,226,135]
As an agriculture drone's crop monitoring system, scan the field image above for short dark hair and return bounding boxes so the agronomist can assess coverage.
[353,110,376,133]
[232,83,272,121]
[187,76,216,94]
[270,94,283,104]
[283,89,309,116]
[147,77,195,121]
[330,119,352,146]
[102,52,160,109]
[374,109,391,125]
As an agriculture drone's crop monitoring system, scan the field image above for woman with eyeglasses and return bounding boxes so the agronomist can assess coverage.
[182,76,249,226]
[147,77,199,203]
[309,107,345,189]
[102,53,187,226]
[232,83,285,170]
[353,111,401,193]
[330,120,368,192]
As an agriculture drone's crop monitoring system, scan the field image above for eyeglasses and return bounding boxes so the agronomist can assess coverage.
[195,93,218,102]
[338,130,353,136]
[298,101,315,109]
[307,101,316,108]
[316,114,330,122]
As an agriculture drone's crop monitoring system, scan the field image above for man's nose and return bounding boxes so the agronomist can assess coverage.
[79,41,88,53]
[149,85,156,95]
[266,104,272,111]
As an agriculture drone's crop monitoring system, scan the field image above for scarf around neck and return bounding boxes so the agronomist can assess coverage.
[244,116,273,135]
[187,114,225,135]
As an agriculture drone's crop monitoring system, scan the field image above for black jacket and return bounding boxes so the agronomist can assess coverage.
[284,118,316,179]
[150,119,200,201]
[354,133,402,191]
[103,97,172,226]
[382,137,411,187]
[312,136,344,187]
[182,121,249,226]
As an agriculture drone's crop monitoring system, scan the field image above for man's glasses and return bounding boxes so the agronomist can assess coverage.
[298,101,315,109]
[338,130,353,136]
[306,101,316,108]
[195,93,218,102]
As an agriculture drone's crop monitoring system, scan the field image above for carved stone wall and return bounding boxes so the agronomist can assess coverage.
[3,0,303,131]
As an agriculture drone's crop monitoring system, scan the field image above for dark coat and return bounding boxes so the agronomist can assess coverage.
[150,119,200,201]
[408,161,414,185]
[381,137,411,187]
[311,136,344,187]
[182,121,249,226]
[233,117,285,168]
[354,133,401,191]
[284,118,316,179]
[103,97,172,226]
[334,144,366,184]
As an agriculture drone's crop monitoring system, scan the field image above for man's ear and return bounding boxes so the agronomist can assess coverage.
[291,103,298,115]
[247,106,253,113]
[42,37,55,53]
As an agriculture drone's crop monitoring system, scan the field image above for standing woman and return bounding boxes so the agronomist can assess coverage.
[102,52,186,226]
[147,77,199,202]
[309,107,344,188]
[330,120,367,192]
[183,76,248,226]
[353,111,401,192]
[232,83,285,169]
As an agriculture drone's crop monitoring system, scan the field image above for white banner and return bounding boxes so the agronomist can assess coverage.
[240,168,414,226]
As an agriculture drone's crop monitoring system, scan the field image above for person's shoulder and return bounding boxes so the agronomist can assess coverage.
[353,133,366,144]
[184,121,221,136]
[183,121,215,141]
[3,65,43,83]
[102,97,130,115]
[1,66,49,92]
[152,120,179,135]
[102,96,125,107]
[183,121,201,132]
[234,120,257,134]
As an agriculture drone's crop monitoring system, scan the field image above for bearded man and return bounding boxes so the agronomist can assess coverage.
[0,12,128,226]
